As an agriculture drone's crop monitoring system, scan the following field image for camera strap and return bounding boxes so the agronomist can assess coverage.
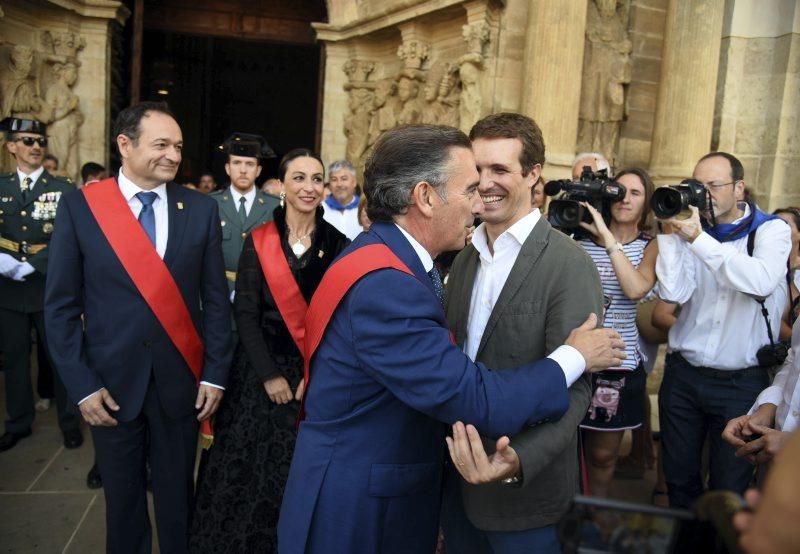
[747,230,779,348]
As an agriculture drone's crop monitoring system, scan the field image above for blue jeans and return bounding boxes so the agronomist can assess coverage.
[659,353,769,509]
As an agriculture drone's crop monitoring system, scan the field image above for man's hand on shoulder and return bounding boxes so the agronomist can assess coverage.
[565,313,626,373]
[445,421,520,485]
[79,388,119,427]
[196,384,224,421]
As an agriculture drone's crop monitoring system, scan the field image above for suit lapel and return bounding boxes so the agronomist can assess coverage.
[219,187,240,229]
[476,218,550,358]
[163,183,188,266]
[450,247,480,347]
[243,192,272,232]
[370,222,434,298]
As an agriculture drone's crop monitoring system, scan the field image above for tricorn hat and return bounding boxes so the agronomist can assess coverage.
[219,132,276,160]
[0,117,47,135]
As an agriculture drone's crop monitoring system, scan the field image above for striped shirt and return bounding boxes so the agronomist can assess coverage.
[580,234,652,371]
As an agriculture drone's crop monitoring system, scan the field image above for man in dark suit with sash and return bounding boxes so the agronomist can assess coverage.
[210,132,279,299]
[278,125,626,554]
[44,102,232,553]
[0,117,81,452]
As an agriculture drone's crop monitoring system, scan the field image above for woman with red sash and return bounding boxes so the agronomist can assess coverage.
[190,149,349,552]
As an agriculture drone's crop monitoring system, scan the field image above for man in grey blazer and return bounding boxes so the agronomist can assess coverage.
[442,113,604,553]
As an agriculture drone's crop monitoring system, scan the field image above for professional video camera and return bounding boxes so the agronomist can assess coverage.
[650,179,709,220]
[544,167,626,230]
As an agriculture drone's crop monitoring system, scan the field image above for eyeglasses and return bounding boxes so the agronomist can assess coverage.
[15,137,48,148]
[703,180,737,190]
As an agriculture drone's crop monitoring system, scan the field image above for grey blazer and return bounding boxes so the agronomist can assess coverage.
[445,216,604,531]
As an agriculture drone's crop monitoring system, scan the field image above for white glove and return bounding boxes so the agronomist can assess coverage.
[12,262,35,282]
[0,253,19,278]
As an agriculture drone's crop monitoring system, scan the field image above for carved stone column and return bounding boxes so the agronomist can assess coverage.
[519,0,588,174]
[648,0,724,182]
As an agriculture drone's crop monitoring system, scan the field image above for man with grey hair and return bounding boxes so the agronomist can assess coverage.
[572,151,612,179]
[322,159,362,239]
[277,124,626,554]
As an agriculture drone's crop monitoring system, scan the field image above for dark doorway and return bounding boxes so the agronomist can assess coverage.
[139,31,321,185]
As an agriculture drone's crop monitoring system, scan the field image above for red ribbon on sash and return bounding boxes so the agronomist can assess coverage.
[251,222,308,353]
[299,244,415,420]
[82,178,212,439]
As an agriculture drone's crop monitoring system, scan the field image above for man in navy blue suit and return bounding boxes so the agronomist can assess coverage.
[277,125,626,554]
[44,102,232,554]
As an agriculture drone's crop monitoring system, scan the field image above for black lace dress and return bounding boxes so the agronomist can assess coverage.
[190,206,348,553]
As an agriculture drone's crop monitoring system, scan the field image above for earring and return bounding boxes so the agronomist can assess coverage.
[280,191,285,208]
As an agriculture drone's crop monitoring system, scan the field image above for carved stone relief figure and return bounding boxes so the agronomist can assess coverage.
[577,0,632,163]
[422,61,460,128]
[46,61,84,179]
[436,69,460,128]
[344,87,375,166]
[367,78,400,146]
[1,45,52,122]
[395,71,423,126]
[457,21,491,134]
[421,60,447,125]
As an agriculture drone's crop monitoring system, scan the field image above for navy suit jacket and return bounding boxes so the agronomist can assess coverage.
[44,181,233,421]
[277,222,570,554]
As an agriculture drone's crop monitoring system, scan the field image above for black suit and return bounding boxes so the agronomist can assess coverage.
[45,180,233,553]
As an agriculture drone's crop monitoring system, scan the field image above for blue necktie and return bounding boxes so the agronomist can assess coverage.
[136,192,158,247]
[428,266,444,306]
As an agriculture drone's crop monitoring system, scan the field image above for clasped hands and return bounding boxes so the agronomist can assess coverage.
[722,404,790,465]
[264,375,305,404]
[80,384,224,426]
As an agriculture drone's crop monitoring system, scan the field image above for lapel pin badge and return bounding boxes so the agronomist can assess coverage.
[318,250,324,258]
[177,202,184,210]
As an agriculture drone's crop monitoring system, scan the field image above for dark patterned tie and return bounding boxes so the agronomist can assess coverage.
[428,266,444,306]
[238,196,247,225]
[21,176,32,203]
[136,192,158,247]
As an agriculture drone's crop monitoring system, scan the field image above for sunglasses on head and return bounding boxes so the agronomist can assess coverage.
[15,136,48,147]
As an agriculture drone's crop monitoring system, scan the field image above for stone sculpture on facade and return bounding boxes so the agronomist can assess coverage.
[367,78,400,147]
[46,61,84,179]
[343,59,376,168]
[578,0,632,164]
[457,21,490,133]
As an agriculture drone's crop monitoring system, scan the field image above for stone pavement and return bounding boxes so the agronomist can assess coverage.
[0,366,659,553]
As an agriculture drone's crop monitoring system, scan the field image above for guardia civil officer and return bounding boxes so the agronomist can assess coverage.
[0,117,81,452]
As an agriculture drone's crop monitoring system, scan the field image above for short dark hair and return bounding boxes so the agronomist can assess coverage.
[44,153,59,165]
[469,113,546,176]
[614,167,655,232]
[81,161,106,182]
[697,151,744,182]
[278,148,324,182]
[364,125,472,222]
[112,101,175,148]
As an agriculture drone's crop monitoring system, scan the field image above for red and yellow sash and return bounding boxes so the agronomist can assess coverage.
[82,179,213,441]
[299,244,415,420]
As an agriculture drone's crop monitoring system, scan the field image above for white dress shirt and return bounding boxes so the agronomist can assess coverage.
[656,204,791,369]
[456,210,585,386]
[749,316,800,432]
[118,170,169,259]
[323,201,363,240]
[229,185,256,217]
[17,165,44,191]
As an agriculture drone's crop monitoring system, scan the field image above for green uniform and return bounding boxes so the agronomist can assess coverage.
[211,186,280,295]
[0,169,79,434]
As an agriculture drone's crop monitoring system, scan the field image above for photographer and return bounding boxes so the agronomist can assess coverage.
[654,152,791,509]
[576,168,659,497]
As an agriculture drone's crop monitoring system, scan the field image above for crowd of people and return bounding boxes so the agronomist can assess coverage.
[0,102,799,554]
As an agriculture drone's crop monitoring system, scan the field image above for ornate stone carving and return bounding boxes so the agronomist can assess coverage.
[421,61,459,127]
[397,40,430,70]
[456,18,492,134]
[343,59,375,83]
[42,31,86,59]
[577,0,632,164]
[395,70,424,126]
[463,21,490,57]
[367,78,400,146]
[46,61,84,179]
[1,45,52,123]
[343,59,376,166]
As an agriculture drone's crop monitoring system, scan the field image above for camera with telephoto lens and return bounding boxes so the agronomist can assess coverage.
[544,167,626,230]
[650,179,709,220]
[756,342,788,368]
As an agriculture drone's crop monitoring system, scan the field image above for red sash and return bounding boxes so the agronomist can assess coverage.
[82,178,212,439]
[299,244,415,419]
[251,222,307,353]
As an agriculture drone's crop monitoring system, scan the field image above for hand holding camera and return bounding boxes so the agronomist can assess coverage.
[662,206,703,243]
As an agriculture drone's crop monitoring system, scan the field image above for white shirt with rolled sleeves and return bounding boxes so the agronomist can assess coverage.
[655,204,791,370]
[749,316,800,433]
[78,171,223,404]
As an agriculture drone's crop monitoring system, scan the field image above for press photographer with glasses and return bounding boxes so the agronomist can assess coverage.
[653,151,791,509]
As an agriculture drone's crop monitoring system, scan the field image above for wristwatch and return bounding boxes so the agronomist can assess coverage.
[606,241,623,255]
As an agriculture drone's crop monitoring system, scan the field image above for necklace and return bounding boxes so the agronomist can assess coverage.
[288,225,314,257]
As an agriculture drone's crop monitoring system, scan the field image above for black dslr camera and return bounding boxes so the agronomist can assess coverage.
[544,167,626,230]
[757,342,789,368]
[651,179,709,220]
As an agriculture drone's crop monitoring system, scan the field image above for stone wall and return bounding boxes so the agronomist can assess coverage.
[0,1,128,182]
[714,0,800,210]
